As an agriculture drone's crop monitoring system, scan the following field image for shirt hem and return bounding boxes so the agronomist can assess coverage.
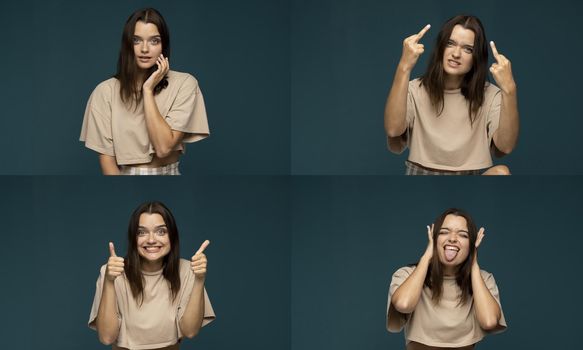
[117,340,179,350]
[406,335,484,347]
[408,158,493,172]
[83,142,115,157]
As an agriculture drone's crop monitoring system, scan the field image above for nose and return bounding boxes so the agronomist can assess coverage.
[451,46,461,58]
[147,232,156,243]
[141,41,149,53]
[447,232,458,243]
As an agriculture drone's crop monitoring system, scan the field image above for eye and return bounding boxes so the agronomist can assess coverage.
[150,38,161,45]
[459,233,469,239]
[155,228,167,236]
[137,230,147,236]
[438,230,448,235]
[446,40,455,47]
[132,37,142,44]
[463,46,473,54]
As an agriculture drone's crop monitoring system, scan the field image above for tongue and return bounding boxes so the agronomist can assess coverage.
[445,249,458,262]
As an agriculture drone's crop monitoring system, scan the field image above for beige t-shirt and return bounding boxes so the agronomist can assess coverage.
[80,70,210,165]
[89,259,216,350]
[388,78,501,171]
[386,266,507,348]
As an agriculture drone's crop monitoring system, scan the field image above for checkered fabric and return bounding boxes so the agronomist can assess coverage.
[120,162,181,176]
[405,161,482,176]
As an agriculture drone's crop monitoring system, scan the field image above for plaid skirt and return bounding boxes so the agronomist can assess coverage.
[405,161,483,176]
[120,162,181,176]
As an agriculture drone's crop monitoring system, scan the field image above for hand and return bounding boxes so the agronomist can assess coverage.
[423,224,434,260]
[473,227,485,266]
[489,41,516,94]
[191,240,210,279]
[399,24,431,72]
[142,54,170,93]
[106,242,125,282]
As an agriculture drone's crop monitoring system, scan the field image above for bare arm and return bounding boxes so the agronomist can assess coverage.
[384,24,430,138]
[180,240,210,338]
[99,154,121,175]
[489,41,519,154]
[391,225,433,313]
[96,243,124,345]
[471,229,502,330]
[143,55,184,158]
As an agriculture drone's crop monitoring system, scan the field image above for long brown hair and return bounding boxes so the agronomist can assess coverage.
[114,8,170,110]
[420,15,489,125]
[124,201,181,305]
[425,208,478,306]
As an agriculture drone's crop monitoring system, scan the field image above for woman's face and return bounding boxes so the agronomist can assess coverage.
[133,21,163,70]
[436,214,471,269]
[442,24,475,78]
[137,213,171,264]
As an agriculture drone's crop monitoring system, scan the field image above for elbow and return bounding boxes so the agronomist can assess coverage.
[155,148,172,159]
[392,299,415,314]
[479,317,500,331]
[98,334,117,346]
[385,122,406,138]
[182,328,200,339]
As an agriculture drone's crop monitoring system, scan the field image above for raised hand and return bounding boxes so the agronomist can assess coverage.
[423,224,434,259]
[106,242,125,282]
[399,24,431,72]
[473,227,485,266]
[143,54,170,93]
[489,41,516,94]
[191,240,210,279]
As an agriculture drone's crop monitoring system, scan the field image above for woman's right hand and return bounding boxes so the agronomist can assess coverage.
[106,242,125,282]
[422,224,434,260]
[399,24,430,72]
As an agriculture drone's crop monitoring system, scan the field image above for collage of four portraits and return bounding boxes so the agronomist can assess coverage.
[1,1,582,349]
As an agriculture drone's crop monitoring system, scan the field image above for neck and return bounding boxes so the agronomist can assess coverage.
[141,258,164,272]
[443,265,458,277]
[444,73,464,90]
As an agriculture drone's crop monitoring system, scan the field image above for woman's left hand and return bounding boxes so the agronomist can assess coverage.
[473,227,485,266]
[191,240,210,279]
[143,54,170,93]
[489,41,516,95]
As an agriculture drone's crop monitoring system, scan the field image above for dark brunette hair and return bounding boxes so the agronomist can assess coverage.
[425,208,478,305]
[420,15,489,125]
[114,8,170,110]
[124,201,181,305]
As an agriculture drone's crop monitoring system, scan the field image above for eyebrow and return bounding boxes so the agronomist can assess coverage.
[440,227,469,233]
[447,39,474,48]
[138,224,168,229]
[133,35,161,39]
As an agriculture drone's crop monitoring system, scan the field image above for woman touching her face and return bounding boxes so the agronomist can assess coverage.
[80,8,210,175]
[89,202,215,349]
[387,208,506,349]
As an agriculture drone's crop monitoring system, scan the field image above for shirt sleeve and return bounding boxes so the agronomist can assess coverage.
[479,270,507,333]
[386,266,414,333]
[176,268,216,338]
[486,89,502,143]
[80,82,115,156]
[165,75,210,143]
[88,264,121,331]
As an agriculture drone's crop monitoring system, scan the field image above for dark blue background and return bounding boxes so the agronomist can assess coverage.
[0,0,289,174]
[291,176,582,349]
[1,177,290,349]
[291,0,583,174]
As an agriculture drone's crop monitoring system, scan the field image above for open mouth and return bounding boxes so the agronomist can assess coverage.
[444,245,460,262]
[142,246,163,253]
[138,56,152,61]
[447,59,461,68]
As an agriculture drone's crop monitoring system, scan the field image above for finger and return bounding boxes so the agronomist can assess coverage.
[415,24,431,42]
[490,41,501,61]
[196,240,210,255]
[109,242,117,257]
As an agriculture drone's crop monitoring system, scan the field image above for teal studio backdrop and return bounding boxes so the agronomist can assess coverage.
[0,0,289,174]
[291,176,583,349]
[1,177,290,349]
[291,0,583,174]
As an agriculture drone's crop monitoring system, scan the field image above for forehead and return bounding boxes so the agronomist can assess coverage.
[449,24,475,46]
[138,213,166,227]
[441,214,468,229]
[134,21,160,37]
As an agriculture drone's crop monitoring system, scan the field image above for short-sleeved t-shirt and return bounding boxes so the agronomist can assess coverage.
[388,78,501,171]
[80,70,209,165]
[386,265,507,348]
[89,259,215,349]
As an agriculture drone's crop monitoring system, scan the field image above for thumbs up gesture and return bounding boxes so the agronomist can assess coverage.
[191,240,210,279]
[105,242,125,282]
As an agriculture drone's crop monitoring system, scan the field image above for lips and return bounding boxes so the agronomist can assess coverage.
[444,245,460,262]
[447,59,461,68]
[138,56,152,61]
[143,246,162,253]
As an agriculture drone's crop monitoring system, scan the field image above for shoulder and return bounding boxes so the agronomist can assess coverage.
[393,265,415,277]
[90,77,118,100]
[409,78,423,91]
[167,70,199,89]
[484,81,501,99]
[179,258,192,272]
[479,269,496,283]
